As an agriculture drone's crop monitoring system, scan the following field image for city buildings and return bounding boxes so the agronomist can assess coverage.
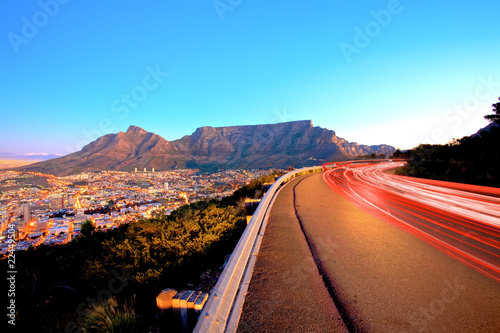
[0,168,276,254]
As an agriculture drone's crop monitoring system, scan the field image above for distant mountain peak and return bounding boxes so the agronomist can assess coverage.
[288,119,313,127]
[471,122,500,138]
[13,121,395,176]
[195,120,313,131]
[126,125,148,134]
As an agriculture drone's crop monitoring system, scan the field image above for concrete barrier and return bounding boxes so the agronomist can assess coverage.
[158,289,209,332]
[194,166,323,333]
[156,288,178,314]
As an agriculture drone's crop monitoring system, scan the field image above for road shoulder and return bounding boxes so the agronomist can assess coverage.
[237,175,348,333]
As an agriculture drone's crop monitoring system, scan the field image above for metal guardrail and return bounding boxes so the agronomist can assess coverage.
[193,166,323,333]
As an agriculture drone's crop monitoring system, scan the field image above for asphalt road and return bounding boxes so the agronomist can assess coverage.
[323,161,500,283]
[237,175,348,333]
[238,170,500,332]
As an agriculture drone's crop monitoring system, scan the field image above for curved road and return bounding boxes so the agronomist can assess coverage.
[323,160,500,283]
[238,165,500,332]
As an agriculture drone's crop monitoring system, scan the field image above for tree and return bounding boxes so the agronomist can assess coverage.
[81,220,95,237]
[392,148,407,158]
[484,97,500,123]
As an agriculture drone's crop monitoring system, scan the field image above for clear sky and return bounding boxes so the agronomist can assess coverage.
[1,0,499,156]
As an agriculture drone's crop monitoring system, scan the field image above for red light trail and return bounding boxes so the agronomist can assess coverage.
[322,160,500,283]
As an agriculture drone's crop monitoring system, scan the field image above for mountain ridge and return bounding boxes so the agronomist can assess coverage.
[14,120,395,176]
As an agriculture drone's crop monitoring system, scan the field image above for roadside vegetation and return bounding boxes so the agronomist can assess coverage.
[395,97,500,187]
[356,153,387,159]
[2,171,282,332]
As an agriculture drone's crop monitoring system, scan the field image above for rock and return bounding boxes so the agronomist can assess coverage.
[14,120,396,176]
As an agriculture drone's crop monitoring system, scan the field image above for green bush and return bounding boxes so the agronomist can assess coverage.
[78,298,145,333]
[400,125,500,187]
[3,171,282,332]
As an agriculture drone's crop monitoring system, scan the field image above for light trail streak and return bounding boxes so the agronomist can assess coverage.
[322,160,500,283]
[74,186,88,209]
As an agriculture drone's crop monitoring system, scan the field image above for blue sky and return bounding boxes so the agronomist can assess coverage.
[1,0,499,156]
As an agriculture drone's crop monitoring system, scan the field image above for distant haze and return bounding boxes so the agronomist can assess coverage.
[0,153,62,161]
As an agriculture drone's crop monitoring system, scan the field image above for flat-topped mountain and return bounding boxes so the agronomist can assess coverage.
[16,121,395,176]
